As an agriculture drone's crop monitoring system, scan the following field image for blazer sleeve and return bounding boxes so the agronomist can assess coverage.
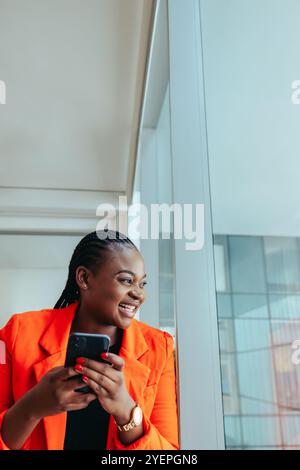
[0,315,31,450]
[113,331,180,450]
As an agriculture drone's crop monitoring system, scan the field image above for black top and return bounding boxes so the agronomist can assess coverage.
[63,328,123,450]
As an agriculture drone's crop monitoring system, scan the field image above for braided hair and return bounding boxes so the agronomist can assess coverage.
[54,230,138,309]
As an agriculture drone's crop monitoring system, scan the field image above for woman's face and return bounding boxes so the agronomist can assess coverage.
[76,247,147,329]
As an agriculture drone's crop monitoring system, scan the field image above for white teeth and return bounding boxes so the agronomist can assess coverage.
[119,303,136,311]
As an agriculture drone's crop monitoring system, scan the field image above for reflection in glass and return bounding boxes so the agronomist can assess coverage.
[159,235,175,335]
[214,235,300,449]
[201,0,300,447]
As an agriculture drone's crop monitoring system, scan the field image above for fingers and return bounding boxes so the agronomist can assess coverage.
[76,361,120,384]
[103,353,125,372]
[80,353,125,373]
[73,354,125,398]
[68,393,97,410]
[53,366,80,381]
[64,376,88,392]
[81,369,117,395]
[73,392,97,404]
[83,376,111,397]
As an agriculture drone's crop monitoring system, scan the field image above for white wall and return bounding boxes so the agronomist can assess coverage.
[0,268,67,325]
[0,234,82,326]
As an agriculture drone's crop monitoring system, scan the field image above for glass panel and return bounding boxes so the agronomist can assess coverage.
[217,294,232,319]
[159,236,175,332]
[156,84,176,336]
[232,294,268,319]
[201,0,300,449]
[131,0,175,336]
[224,416,242,448]
[241,417,279,448]
[270,295,300,319]
[214,235,230,292]
[282,417,300,447]
[228,236,266,294]
[264,237,300,293]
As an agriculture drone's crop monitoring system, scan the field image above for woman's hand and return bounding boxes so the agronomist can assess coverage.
[28,366,97,420]
[74,353,136,425]
[1,366,97,450]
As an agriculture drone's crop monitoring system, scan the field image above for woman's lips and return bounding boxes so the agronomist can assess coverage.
[118,303,138,318]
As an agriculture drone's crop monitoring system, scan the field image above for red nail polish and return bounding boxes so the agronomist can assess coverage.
[76,357,86,365]
[74,364,83,372]
[82,375,88,382]
[100,352,108,359]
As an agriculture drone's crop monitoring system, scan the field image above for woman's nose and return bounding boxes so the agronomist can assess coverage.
[130,287,143,300]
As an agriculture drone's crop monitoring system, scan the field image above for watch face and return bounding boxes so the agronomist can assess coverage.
[133,406,143,426]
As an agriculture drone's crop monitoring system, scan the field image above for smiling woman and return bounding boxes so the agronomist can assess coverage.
[0,230,179,450]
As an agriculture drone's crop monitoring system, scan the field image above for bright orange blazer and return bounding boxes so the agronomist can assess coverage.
[0,302,179,450]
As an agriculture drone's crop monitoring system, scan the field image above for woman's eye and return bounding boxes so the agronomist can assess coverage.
[120,278,147,288]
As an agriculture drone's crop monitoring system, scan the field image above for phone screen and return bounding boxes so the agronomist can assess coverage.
[65,332,110,393]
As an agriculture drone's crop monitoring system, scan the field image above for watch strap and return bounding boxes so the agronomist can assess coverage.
[114,404,141,432]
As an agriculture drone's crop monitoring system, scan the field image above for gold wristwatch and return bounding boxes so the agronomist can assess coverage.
[115,404,143,432]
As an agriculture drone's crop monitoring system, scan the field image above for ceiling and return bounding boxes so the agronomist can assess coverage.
[0,0,153,194]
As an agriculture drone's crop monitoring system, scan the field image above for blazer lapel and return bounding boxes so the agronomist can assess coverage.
[118,319,151,400]
[33,302,78,450]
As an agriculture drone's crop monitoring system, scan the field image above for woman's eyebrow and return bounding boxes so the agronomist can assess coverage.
[116,270,147,278]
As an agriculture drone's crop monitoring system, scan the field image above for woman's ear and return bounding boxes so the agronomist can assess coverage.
[76,266,89,290]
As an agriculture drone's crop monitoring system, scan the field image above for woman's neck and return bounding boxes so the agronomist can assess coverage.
[71,304,119,347]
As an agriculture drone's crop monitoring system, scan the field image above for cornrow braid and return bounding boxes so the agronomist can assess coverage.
[54,230,137,309]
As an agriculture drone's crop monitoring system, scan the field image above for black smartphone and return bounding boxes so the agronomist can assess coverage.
[65,332,110,394]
